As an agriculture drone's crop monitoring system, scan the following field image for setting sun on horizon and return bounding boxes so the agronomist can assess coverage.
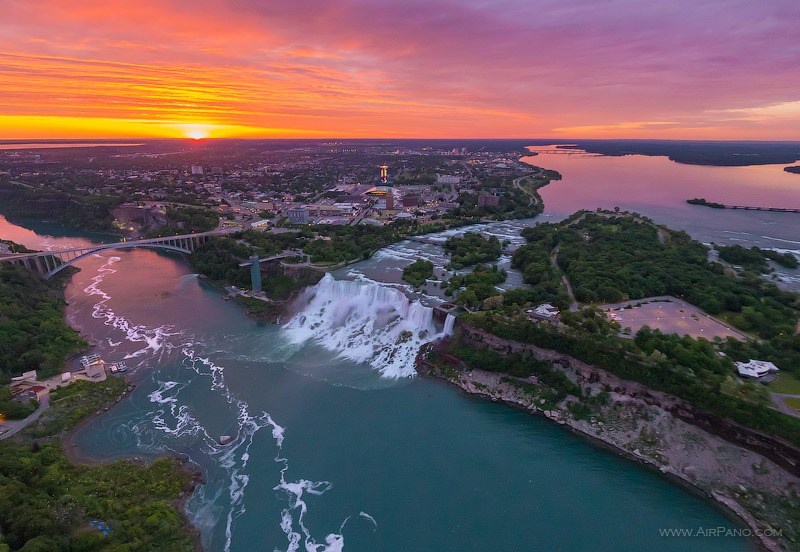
[177,124,217,140]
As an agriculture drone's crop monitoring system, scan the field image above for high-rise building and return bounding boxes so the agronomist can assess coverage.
[385,192,394,210]
[380,165,388,184]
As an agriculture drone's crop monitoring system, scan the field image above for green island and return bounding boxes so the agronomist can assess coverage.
[443,264,507,309]
[717,244,799,271]
[0,251,198,551]
[687,197,726,209]
[443,232,503,269]
[402,259,434,287]
[516,212,799,338]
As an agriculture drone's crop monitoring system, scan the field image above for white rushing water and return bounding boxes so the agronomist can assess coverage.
[84,256,180,367]
[283,274,454,378]
[83,257,352,552]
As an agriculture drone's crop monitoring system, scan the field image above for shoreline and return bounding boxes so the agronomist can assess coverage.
[61,424,206,552]
[56,267,209,552]
[417,340,794,552]
[421,371,767,548]
[10,167,788,550]
[58,375,207,552]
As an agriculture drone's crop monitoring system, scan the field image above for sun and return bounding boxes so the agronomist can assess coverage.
[178,124,212,140]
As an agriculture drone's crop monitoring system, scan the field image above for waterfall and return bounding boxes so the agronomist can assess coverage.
[283,274,450,378]
[443,313,456,336]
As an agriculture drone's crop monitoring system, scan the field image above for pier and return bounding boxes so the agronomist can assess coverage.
[727,206,800,213]
[687,199,800,213]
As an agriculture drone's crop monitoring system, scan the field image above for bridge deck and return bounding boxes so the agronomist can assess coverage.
[238,252,296,267]
[0,230,231,261]
[0,229,235,279]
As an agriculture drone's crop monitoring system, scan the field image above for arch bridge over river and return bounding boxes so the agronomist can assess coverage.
[0,230,234,279]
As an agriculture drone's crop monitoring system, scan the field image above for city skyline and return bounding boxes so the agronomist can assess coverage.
[1,0,799,140]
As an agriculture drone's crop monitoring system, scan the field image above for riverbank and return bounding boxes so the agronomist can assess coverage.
[417,331,800,552]
[0,375,202,551]
[0,250,204,550]
[62,421,206,552]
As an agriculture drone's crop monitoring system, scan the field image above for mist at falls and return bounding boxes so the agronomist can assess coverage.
[283,274,454,379]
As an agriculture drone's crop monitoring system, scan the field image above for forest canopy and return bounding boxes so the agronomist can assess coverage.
[0,263,86,382]
[512,213,800,339]
[444,232,502,269]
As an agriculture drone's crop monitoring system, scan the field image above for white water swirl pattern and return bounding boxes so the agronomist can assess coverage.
[83,256,364,552]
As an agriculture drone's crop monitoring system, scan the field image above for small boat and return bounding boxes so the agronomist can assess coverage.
[80,354,102,367]
[108,361,128,374]
[219,435,235,446]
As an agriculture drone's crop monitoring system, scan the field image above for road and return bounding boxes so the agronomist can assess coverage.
[349,199,377,226]
[549,245,578,311]
[0,395,49,440]
[512,174,541,208]
[770,393,800,419]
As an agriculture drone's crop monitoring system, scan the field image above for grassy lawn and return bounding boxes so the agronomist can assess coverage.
[784,397,800,414]
[768,372,800,395]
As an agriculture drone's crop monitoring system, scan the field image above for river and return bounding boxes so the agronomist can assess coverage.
[525,145,800,291]
[6,144,795,552]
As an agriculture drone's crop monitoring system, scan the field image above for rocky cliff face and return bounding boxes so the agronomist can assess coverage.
[419,324,800,552]
[456,324,800,477]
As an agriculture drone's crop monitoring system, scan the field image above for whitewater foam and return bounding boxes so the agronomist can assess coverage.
[84,256,180,367]
[763,235,800,246]
[283,274,453,378]
[81,257,371,551]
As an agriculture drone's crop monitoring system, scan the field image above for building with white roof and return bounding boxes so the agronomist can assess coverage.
[735,360,779,378]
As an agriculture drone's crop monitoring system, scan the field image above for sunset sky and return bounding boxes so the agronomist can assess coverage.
[1,0,799,140]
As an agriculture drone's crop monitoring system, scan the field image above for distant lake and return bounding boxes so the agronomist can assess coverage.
[0,142,144,150]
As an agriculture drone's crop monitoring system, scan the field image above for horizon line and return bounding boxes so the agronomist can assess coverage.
[2,137,800,144]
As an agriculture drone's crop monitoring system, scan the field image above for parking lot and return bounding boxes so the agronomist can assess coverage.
[599,296,747,340]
